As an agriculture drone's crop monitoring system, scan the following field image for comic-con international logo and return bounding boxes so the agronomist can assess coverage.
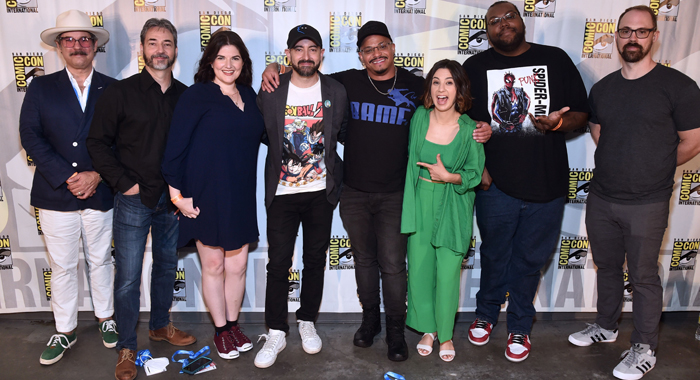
[88,12,106,53]
[394,53,424,77]
[670,239,697,271]
[581,19,616,59]
[558,237,588,269]
[394,0,426,14]
[679,171,700,205]
[329,12,361,53]
[329,236,354,270]
[264,0,296,13]
[568,169,592,203]
[461,238,477,270]
[523,0,556,18]
[199,12,231,52]
[6,0,38,13]
[0,235,13,270]
[288,269,301,302]
[134,0,165,12]
[265,52,290,68]
[43,268,51,301]
[650,0,679,22]
[13,52,44,92]
[623,271,632,302]
[457,15,489,56]
[173,268,186,302]
[34,206,42,235]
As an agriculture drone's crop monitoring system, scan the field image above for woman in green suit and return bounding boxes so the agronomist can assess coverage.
[401,59,485,362]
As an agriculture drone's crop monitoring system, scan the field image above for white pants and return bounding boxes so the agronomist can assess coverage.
[39,208,114,332]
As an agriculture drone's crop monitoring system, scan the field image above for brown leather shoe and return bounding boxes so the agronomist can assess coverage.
[149,322,196,346]
[115,348,137,380]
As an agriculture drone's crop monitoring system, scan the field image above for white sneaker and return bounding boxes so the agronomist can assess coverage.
[253,329,286,369]
[569,323,618,346]
[612,344,656,380]
[298,320,322,354]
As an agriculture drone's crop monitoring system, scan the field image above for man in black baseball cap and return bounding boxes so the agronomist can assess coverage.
[356,20,392,48]
[287,23,323,49]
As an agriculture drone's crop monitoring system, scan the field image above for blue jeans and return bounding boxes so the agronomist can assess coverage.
[474,183,565,335]
[113,191,179,351]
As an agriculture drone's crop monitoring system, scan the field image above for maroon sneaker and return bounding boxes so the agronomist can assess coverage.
[229,325,253,352]
[505,333,531,362]
[213,330,239,359]
[468,319,493,346]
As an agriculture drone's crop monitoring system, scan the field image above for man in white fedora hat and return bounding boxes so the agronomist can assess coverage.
[19,9,117,366]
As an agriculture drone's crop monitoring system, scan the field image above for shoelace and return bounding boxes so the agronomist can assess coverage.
[474,319,490,329]
[119,349,135,364]
[581,322,602,335]
[257,333,282,353]
[101,320,117,333]
[46,334,71,349]
[299,322,317,341]
[230,326,250,345]
[510,333,526,345]
[620,345,646,367]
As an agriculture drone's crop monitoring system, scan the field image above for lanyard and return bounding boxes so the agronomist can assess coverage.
[171,346,211,373]
[135,349,153,367]
[384,372,406,380]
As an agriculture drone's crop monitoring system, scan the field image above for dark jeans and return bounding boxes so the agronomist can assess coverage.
[265,190,334,333]
[586,192,668,350]
[474,183,565,335]
[113,191,179,351]
[339,185,407,317]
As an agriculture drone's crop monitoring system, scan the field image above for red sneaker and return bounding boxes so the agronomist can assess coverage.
[213,330,239,359]
[505,333,531,362]
[468,319,493,346]
[229,325,253,352]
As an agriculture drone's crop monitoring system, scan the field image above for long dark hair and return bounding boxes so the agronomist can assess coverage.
[194,30,252,86]
[420,59,472,113]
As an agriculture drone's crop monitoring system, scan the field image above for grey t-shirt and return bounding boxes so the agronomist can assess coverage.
[589,64,700,204]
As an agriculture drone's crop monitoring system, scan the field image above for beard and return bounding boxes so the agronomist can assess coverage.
[619,42,651,63]
[489,26,526,53]
[145,53,175,70]
[291,59,320,77]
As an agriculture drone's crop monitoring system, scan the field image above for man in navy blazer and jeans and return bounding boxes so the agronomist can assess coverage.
[254,24,347,369]
[19,9,118,366]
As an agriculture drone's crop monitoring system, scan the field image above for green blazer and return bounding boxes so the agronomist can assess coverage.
[400,106,485,254]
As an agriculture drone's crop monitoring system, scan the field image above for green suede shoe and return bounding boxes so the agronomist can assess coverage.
[40,332,77,365]
[100,320,118,348]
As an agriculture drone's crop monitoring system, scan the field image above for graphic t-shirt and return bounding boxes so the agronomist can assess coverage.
[275,80,326,195]
[331,67,424,193]
[462,44,589,202]
[589,64,700,205]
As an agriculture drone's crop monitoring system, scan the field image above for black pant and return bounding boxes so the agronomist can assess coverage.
[339,185,407,317]
[265,190,335,333]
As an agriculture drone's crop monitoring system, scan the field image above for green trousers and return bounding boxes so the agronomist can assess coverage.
[406,180,465,342]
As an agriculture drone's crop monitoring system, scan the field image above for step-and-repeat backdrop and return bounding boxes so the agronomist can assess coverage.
[1,0,699,315]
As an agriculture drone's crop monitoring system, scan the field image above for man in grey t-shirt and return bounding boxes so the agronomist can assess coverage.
[568,5,700,380]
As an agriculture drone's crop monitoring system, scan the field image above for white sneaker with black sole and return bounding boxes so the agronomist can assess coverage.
[612,343,655,380]
[568,323,618,346]
[298,320,322,354]
[253,329,286,369]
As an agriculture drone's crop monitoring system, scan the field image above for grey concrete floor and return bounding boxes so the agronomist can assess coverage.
[0,312,698,380]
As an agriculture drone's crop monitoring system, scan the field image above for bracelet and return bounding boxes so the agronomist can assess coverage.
[279,64,285,74]
[551,117,563,131]
[171,194,183,203]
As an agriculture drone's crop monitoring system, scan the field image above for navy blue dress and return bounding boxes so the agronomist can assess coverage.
[162,81,264,250]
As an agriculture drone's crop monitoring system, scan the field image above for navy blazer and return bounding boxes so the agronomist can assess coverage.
[19,68,116,212]
[257,72,348,209]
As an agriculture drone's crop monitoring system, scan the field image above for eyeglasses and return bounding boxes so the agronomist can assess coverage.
[57,36,94,48]
[617,28,656,39]
[488,11,518,27]
[360,42,392,55]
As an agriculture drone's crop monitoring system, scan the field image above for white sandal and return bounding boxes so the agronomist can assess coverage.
[439,340,455,362]
[416,332,436,356]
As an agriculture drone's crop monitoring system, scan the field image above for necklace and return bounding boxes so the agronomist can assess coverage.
[367,69,397,96]
[223,90,242,108]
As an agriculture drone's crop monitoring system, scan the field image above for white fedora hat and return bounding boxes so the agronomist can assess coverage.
[40,9,110,47]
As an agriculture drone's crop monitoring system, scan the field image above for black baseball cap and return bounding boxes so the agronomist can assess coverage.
[357,21,392,48]
[287,24,323,49]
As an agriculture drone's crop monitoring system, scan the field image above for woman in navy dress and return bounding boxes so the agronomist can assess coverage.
[162,30,263,360]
